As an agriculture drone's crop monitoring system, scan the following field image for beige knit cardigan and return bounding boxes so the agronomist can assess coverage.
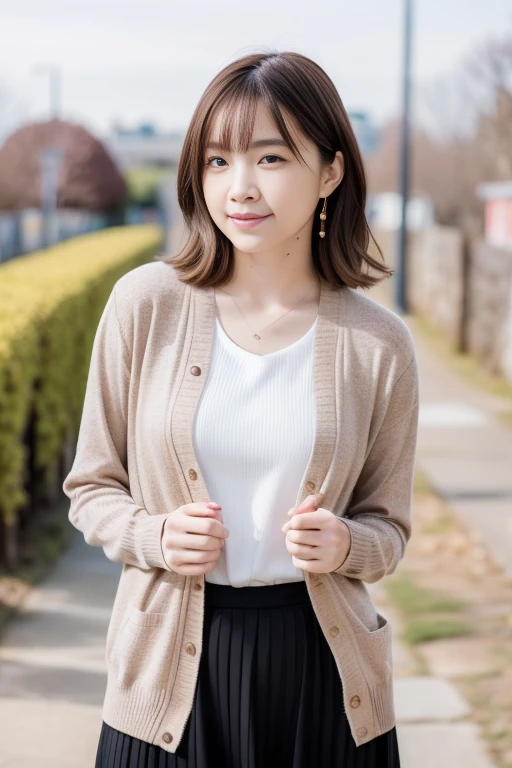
[63,259,419,752]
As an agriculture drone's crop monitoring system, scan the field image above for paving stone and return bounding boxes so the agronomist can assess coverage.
[0,698,101,767]
[397,722,496,768]
[394,676,471,722]
[417,636,502,678]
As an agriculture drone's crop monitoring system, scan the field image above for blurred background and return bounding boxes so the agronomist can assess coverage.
[0,2,512,766]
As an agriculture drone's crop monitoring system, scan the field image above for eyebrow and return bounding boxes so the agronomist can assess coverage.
[205,137,289,150]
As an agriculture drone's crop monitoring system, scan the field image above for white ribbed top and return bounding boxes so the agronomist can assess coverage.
[192,315,318,586]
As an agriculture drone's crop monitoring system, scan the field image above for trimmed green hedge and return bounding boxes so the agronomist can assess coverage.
[0,224,164,554]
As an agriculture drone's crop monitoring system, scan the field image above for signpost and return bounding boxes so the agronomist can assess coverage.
[40,147,63,248]
[396,0,413,314]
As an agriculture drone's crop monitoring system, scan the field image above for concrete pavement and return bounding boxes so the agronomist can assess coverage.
[0,527,119,767]
[412,321,512,578]
[373,282,512,579]
[368,580,497,768]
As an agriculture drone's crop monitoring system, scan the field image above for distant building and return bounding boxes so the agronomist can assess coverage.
[104,121,184,170]
[367,191,435,231]
[476,181,512,250]
[348,111,381,155]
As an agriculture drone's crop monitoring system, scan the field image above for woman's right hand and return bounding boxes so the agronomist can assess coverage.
[161,502,229,575]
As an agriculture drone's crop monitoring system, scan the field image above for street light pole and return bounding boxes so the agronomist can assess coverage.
[33,64,63,247]
[33,64,61,119]
[395,0,413,314]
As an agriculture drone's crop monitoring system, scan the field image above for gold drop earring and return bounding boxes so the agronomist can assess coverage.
[319,197,327,238]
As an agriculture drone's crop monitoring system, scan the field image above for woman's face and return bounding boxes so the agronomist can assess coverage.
[202,99,342,255]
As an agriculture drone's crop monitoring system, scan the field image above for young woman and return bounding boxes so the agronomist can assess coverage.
[64,50,419,768]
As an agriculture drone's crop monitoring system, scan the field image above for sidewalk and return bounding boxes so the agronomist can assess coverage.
[411,319,512,578]
[0,530,119,767]
[368,579,496,768]
[376,284,512,579]
[0,292,509,766]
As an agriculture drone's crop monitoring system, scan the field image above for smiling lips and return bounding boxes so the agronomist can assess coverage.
[228,213,272,228]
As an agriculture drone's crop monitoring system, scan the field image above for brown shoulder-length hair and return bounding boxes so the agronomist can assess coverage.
[157,49,392,290]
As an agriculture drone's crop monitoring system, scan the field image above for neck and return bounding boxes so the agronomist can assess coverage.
[223,255,320,310]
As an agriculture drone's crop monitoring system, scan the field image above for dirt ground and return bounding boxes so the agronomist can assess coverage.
[388,487,512,767]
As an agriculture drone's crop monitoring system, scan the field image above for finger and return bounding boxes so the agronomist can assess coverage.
[185,504,223,515]
[285,510,324,529]
[174,532,226,550]
[286,540,318,558]
[285,529,323,546]
[290,493,324,515]
[291,557,324,573]
[174,547,222,564]
[182,517,229,538]
[289,547,320,562]
[175,562,218,575]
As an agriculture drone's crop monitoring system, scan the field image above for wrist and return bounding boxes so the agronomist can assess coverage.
[333,518,351,570]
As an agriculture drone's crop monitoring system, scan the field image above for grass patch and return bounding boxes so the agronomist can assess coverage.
[403,617,472,645]
[384,574,471,645]
[385,575,465,615]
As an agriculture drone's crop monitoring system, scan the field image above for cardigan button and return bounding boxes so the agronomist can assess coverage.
[190,366,201,376]
[350,695,361,708]
[329,625,339,637]
[188,468,198,480]
[305,480,316,491]
[356,727,367,738]
[185,642,196,656]
[194,582,202,590]
[162,732,173,743]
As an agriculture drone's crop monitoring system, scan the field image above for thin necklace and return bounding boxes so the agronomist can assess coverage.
[215,280,320,340]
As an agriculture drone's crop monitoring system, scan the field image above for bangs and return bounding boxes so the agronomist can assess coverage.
[202,83,306,164]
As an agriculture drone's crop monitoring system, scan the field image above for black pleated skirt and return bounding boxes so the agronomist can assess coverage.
[96,579,400,768]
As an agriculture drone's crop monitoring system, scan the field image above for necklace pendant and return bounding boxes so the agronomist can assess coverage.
[253,333,261,340]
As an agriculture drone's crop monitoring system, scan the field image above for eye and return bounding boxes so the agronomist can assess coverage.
[260,155,284,164]
[204,154,285,168]
[205,157,227,168]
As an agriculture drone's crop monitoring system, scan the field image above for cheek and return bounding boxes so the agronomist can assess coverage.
[202,181,225,223]
[276,187,317,231]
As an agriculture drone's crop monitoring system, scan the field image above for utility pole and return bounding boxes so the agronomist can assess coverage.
[40,147,63,247]
[33,64,63,246]
[33,64,62,119]
[395,0,413,314]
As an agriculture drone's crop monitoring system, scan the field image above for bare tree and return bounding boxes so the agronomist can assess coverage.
[464,35,512,179]
[366,29,512,233]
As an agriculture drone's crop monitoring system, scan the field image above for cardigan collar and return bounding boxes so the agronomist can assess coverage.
[170,276,345,513]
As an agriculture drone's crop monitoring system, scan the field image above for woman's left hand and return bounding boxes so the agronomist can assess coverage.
[281,493,351,573]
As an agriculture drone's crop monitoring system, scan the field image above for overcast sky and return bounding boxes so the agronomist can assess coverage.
[1,0,511,142]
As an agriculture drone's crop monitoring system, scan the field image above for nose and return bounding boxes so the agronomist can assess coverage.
[228,162,260,203]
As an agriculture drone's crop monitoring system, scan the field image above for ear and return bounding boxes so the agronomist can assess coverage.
[321,150,344,197]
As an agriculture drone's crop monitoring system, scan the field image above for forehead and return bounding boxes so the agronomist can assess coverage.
[204,97,308,159]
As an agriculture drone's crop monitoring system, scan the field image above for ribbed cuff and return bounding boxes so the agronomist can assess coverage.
[332,517,378,577]
[139,513,174,571]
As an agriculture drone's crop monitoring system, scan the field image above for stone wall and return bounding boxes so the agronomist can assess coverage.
[467,242,512,381]
[370,226,512,385]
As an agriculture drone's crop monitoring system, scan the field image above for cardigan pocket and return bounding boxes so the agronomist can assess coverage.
[128,605,168,627]
[352,613,393,683]
[110,605,178,690]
